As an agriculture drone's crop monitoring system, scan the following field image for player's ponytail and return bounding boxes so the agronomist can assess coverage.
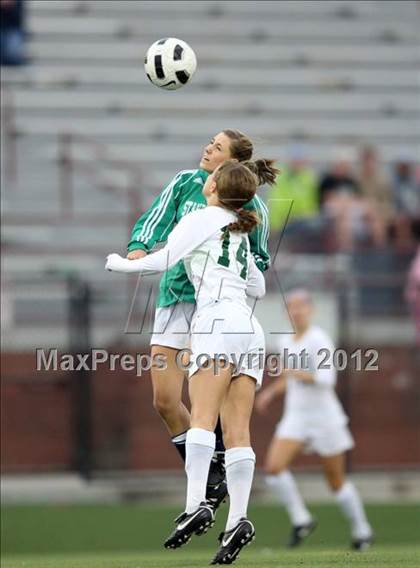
[222,129,279,186]
[226,208,260,234]
[242,158,279,187]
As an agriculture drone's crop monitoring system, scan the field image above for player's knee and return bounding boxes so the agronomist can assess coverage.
[330,479,344,492]
[190,412,218,432]
[326,473,344,492]
[152,393,177,418]
[264,461,286,476]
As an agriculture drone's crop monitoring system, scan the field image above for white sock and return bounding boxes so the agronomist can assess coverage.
[172,431,187,443]
[335,481,372,539]
[266,471,312,526]
[225,447,256,531]
[185,428,215,514]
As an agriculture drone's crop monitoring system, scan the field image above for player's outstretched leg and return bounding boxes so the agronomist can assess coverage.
[173,420,228,514]
[210,518,255,565]
[322,454,373,551]
[263,437,317,548]
[165,426,218,549]
[211,376,257,565]
[334,481,374,551]
[265,470,317,548]
[164,502,215,549]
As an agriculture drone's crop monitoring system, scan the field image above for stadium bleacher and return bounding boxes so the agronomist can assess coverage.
[1,0,419,347]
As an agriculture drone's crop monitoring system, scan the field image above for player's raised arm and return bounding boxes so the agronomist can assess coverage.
[108,208,225,274]
[127,171,189,257]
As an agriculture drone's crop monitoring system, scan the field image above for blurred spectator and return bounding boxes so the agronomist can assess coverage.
[405,246,420,345]
[268,144,319,232]
[319,148,386,251]
[358,145,393,245]
[319,148,361,251]
[318,147,360,206]
[392,158,420,248]
[0,0,26,66]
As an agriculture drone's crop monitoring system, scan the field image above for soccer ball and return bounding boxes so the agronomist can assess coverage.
[144,38,197,90]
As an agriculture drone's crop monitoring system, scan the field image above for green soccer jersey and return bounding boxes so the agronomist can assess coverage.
[128,168,270,308]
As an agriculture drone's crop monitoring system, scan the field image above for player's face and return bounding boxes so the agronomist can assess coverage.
[200,132,232,172]
[287,297,313,330]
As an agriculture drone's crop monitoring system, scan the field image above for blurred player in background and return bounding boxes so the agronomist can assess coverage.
[126,130,271,510]
[256,289,373,551]
[107,160,273,565]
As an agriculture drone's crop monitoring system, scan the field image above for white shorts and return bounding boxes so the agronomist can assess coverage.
[150,302,195,350]
[275,415,354,457]
[189,299,265,389]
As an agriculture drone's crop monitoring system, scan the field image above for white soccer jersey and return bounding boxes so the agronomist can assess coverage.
[107,206,265,307]
[106,206,266,385]
[183,210,264,310]
[277,326,348,427]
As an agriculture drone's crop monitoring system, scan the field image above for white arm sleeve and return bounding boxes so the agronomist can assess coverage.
[106,208,226,274]
[246,256,266,298]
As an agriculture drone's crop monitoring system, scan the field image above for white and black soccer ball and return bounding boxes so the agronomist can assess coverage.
[144,38,197,90]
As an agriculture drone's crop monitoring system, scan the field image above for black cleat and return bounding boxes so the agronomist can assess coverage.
[206,479,228,512]
[352,533,374,551]
[206,453,228,512]
[164,502,214,550]
[287,519,317,548]
[207,452,226,487]
[210,518,255,565]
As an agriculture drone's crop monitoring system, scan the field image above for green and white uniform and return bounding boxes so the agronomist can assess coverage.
[127,168,270,349]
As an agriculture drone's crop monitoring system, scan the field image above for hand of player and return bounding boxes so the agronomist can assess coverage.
[285,368,314,384]
[127,249,147,260]
[255,389,273,414]
[106,253,139,273]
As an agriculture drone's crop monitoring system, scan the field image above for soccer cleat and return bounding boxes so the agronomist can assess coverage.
[287,519,317,548]
[164,502,215,550]
[352,533,374,551]
[207,452,226,486]
[210,518,255,565]
[206,452,228,512]
[206,479,228,512]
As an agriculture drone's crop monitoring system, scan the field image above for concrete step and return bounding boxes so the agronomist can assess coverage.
[35,115,417,147]
[28,0,418,19]
[3,64,418,90]
[7,90,419,114]
[28,15,419,43]
[28,40,419,66]
[3,223,130,250]
[7,121,419,162]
